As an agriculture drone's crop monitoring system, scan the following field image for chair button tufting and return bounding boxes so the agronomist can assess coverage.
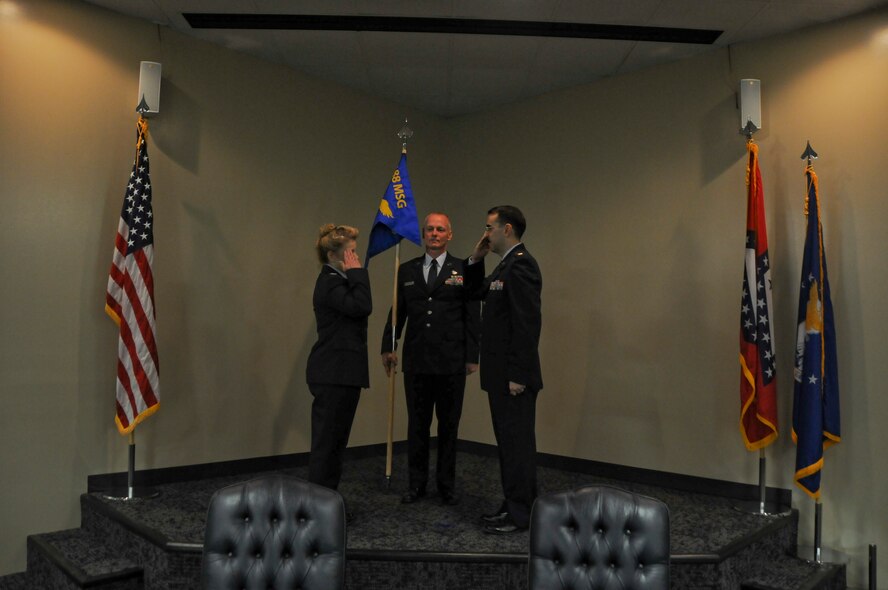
[228,552,233,558]
[597,528,604,534]
[313,551,319,558]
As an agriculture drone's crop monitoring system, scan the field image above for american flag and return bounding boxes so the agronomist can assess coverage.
[105,118,160,434]
[739,140,778,450]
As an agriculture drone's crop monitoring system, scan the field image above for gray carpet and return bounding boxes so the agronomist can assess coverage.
[91,450,782,557]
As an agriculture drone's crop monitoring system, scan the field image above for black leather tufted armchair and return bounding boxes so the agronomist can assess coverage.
[529,485,670,590]
[201,474,346,590]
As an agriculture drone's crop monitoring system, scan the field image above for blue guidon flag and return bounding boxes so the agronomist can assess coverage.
[365,151,421,265]
[792,164,841,499]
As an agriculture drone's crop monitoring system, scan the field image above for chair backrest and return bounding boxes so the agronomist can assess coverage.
[529,485,670,590]
[202,474,346,590]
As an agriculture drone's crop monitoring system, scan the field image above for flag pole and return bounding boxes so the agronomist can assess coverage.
[814,498,823,563]
[128,431,136,498]
[102,107,160,502]
[385,241,401,487]
[383,121,414,485]
[102,427,158,501]
[735,130,786,517]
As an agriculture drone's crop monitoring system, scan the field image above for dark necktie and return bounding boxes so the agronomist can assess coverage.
[427,259,438,289]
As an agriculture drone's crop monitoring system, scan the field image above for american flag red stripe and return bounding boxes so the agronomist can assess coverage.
[106,119,160,434]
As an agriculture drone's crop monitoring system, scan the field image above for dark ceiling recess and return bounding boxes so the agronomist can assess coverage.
[183,14,723,44]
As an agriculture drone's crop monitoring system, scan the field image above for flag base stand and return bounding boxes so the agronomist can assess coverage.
[733,450,790,516]
[732,500,791,517]
[795,545,847,566]
[100,433,160,501]
[102,487,160,502]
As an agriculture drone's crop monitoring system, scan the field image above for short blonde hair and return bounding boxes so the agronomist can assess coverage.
[316,224,359,264]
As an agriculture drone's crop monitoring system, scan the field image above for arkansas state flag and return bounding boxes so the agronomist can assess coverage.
[365,150,421,265]
[739,141,779,451]
[792,164,841,499]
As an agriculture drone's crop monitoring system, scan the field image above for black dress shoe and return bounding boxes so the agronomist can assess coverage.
[440,492,459,506]
[483,522,527,535]
[480,510,510,524]
[401,488,426,504]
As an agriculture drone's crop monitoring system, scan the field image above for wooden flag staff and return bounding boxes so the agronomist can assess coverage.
[384,120,414,487]
[385,241,400,487]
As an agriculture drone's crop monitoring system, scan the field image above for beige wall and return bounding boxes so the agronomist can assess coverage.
[0,0,445,575]
[447,9,888,588]
[2,0,886,587]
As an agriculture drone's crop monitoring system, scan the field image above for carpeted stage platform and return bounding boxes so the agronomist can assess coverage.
[3,443,846,589]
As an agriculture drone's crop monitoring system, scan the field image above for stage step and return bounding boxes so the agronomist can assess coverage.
[26,528,143,589]
[741,551,846,590]
[0,572,32,589]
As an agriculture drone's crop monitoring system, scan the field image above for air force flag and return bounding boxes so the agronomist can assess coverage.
[792,165,841,500]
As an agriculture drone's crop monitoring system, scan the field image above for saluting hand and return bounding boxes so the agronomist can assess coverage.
[342,248,362,270]
[471,235,491,262]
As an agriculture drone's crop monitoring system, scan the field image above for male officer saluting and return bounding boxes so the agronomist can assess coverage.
[381,212,480,506]
[464,205,542,534]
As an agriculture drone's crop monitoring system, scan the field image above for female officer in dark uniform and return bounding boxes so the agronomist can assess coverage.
[306,224,372,491]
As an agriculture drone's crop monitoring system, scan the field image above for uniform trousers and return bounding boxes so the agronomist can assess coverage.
[404,371,466,495]
[488,386,538,528]
[308,383,361,491]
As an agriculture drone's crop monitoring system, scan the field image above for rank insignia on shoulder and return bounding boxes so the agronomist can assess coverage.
[516,252,524,256]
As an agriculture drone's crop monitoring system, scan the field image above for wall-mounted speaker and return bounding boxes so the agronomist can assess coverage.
[136,61,162,116]
[739,79,761,133]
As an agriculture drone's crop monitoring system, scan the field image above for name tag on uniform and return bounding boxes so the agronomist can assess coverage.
[489,280,504,291]
[404,281,415,286]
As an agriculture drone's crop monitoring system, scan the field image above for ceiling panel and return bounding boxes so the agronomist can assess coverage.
[550,0,663,25]
[367,65,450,109]
[617,41,716,76]
[449,34,541,68]
[272,31,368,88]
[80,0,888,117]
[356,31,453,68]
[449,0,558,21]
